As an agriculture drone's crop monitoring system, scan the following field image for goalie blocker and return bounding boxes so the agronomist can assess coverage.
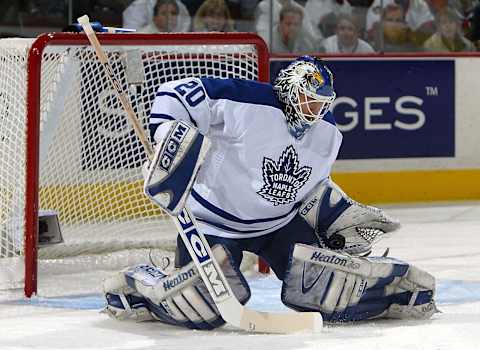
[143,120,211,216]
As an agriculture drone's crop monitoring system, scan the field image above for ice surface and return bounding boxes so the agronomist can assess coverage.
[1,203,479,350]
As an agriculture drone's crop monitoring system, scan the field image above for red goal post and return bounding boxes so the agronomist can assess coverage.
[0,32,270,297]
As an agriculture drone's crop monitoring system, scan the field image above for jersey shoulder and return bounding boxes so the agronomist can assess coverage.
[200,78,283,110]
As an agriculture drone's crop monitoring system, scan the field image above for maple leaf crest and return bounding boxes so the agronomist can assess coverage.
[257,145,312,206]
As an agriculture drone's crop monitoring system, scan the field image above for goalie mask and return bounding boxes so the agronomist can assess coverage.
[274,56,336,138]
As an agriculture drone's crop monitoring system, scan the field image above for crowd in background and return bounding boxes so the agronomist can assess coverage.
[0,0,479,53]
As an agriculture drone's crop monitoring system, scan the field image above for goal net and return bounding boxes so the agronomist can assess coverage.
[0,32,269,297]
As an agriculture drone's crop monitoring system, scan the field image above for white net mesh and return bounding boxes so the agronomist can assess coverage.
[0,35,262,292]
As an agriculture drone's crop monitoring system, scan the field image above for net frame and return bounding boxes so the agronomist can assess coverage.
[1,32,269,297]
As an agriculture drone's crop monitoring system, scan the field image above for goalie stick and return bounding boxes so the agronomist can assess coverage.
[77,15,322,333]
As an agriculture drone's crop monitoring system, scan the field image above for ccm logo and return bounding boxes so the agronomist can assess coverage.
[333,96,426,132]
[300,197,318,216]
[177,209,228,297]
[159,122,190,171]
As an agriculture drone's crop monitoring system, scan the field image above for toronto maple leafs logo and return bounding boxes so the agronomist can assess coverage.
[257,145,312,206]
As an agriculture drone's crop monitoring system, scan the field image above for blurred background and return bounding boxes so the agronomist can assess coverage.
[1,0,480,53]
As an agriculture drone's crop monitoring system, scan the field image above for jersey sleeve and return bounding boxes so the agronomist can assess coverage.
[149,78,225,142]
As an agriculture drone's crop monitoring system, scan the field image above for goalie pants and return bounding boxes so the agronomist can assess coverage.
[175,215,317,280]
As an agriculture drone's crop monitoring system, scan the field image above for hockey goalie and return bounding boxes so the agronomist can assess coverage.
[103,56,437,329]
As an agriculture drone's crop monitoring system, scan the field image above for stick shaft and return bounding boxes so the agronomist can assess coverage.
[78,15,153,159]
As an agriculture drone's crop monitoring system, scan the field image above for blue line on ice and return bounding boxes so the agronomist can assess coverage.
[5,278,480,311]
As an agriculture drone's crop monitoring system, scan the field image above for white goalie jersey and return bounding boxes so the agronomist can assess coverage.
[150,77,343,239]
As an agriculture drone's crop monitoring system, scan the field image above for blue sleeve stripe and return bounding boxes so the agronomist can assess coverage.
[197,217,289,234]
[191,189,300,224]
[200,78,283,110]
[149,114,177,140]
[155,91,198,127]
[149,123,159,141]
[150,113,175,122]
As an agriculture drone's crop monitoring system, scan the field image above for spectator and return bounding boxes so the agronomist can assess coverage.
[137,0,185,32]
[321,13,375,53]
[466,1,480,49]
[184,0,259,31]
[227,0,260,31]
[303,0,354,39]
[123,0,191,31]
[427,0,474,16]
[192,0,235,32]
[271,2,318,52]
[255,0,320,47]
[366,0,435,46]
[371,2,420,51]
[424,7,476,51]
